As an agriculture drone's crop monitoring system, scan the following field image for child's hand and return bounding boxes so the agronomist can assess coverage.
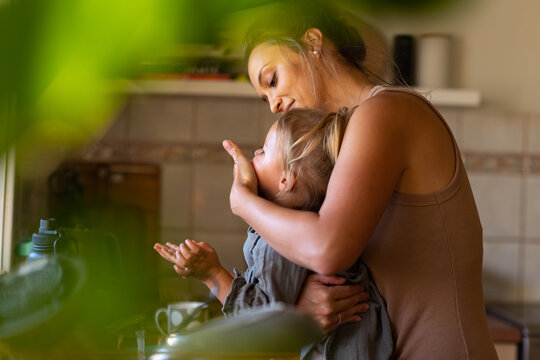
[154,239,221,281]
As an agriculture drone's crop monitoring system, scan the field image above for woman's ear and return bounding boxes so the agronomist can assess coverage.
[304,28,323,53]
[279,171,296,192]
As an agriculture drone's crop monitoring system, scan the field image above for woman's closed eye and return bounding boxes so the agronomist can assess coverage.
[269,73,276,87]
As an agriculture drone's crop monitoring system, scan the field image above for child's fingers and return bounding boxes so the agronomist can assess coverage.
[197,241,215,252]
[184,239,202,254]
[178,242,193,259]
[161,244,177,257]
[156,243,179,260]
[166,242,181,251]
[174,264,190,278]
[175,249,189,266]
[154,244,176,263]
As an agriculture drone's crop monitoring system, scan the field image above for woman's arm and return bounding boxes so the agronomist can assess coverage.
[224,98,409,275]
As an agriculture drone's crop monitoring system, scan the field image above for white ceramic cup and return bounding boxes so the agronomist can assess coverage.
[154,301,208,336]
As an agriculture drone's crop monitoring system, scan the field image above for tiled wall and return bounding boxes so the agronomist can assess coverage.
[440,107,540,303]
[84,94,540,304]
[83,94,278,300]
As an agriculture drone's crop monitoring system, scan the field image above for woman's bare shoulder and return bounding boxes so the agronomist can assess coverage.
[350,89,436,133]
[351,88,456,194]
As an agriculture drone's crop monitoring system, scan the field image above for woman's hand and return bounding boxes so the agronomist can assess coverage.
[222,140,258,213]
[296,273,370,333]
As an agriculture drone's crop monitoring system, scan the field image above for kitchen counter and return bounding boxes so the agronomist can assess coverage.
[488,312,522,343]
[487,310,522,360]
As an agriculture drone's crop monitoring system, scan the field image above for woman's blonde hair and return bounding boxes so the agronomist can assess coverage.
[276,107,354,211]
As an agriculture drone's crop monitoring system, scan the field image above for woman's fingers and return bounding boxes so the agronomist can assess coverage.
[307,273,347,286]
[222,140,258,193]
[330,284,368,301]
[333,291,370,312]
[222,140,245,165]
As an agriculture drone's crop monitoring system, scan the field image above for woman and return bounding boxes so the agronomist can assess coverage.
[222,1,498,359]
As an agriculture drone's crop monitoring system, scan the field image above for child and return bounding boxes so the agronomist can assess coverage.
[154,108,393,360]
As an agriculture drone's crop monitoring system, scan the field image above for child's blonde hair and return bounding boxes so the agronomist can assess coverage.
[276,107,354,211]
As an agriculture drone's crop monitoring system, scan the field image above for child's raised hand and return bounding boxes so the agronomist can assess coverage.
[155,239,222,281]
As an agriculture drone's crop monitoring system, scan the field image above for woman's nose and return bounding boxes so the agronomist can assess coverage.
[269,97,282,113]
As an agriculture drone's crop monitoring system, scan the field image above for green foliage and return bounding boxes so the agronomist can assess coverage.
[0,0,463,154]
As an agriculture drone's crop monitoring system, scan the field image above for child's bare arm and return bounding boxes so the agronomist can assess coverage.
[154,240,233,303]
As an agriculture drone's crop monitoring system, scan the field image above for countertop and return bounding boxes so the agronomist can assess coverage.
[487,313,522,343]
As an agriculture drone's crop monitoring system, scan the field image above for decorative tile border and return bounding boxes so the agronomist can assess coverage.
[463,152,540,175]
[81,141,257,164]
[463,152,524,174]
[80,141,540,175]
[531,155,540,174]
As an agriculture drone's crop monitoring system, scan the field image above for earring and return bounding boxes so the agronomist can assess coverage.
[313,50,319,55]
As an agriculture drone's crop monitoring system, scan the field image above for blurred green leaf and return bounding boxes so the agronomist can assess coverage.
[0,0,464,154]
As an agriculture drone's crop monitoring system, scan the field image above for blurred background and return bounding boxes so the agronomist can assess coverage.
[1,0,539,358]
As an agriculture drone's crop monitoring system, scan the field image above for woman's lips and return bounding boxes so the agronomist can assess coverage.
[284,100,295,113]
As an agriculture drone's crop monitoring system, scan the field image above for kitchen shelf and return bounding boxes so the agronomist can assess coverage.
[126,79,481,108]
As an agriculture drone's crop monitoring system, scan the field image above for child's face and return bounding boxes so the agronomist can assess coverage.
[252,121,284,203]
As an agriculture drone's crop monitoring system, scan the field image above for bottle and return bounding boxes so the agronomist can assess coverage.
[416,33,452,88]
[393,34,416,86]
[27,218,61,261]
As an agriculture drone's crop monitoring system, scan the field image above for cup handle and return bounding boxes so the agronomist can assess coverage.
[155,308,168,336]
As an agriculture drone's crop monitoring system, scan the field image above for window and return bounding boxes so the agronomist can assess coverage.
[0,100,15,273]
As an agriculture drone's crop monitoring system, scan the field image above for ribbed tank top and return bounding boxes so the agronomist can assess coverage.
[361,86,498,359]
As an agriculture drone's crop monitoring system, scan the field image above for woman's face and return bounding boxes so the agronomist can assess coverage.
[252,121,284,202]
[248,43,318,114]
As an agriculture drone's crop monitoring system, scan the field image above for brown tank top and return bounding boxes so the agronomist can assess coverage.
[361,86,498,359]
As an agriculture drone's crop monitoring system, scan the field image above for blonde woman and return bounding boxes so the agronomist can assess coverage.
[220,1,498,359]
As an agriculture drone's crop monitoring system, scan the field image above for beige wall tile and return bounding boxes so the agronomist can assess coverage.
[482,242,520,302]
[529,116,540,154]
[523,244,540,302]
[129,95,193,142]
[192,230,247,273]
[194,97,259,144]
[526,176,540,238]
[461,109,524,153]
[438,108,462,147]
[161,164,191,228]
[469,174,522,237]
[101,103,129,141]
[193,164,247,231]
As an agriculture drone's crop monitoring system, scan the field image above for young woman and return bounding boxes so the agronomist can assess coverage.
[219,1,498,359]
[155,108,393,359]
